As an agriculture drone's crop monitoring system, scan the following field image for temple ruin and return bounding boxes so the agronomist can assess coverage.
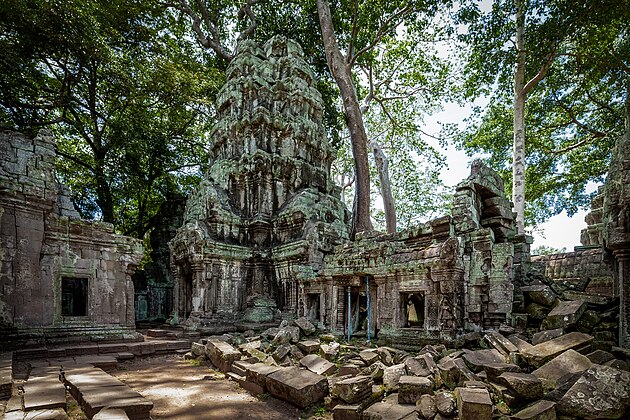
[0,129,144,348]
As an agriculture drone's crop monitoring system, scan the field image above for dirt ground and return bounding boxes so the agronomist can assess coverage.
[111,355,329,420]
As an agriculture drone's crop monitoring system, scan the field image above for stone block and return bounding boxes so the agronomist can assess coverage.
[297,340,320,354]
[359,349,380,365]
[455,387,493,420]
[434,390,455,416]
[532,328,563,345]
[23,375,66,411]
[191,342,205,357]
[205,339,241,372]
[482,362,520,380]
[558,365,630,419]
[511,400,557,420]
[93,408,131,419]
[496,372,543,400]
[360,394,418,419]
[23,408,68,419]
[416,394,437,419]
[300,354,336,376]
[383,363,407,391]
[522,332,593,367]
[397,376,433,404]
[331,375,373,404]
[543,300,587,330]
[293,317,316,336]
[585,349,615,365]
[532,349,593,390]
[483,331,518,357]
[243,363,281,389]
[462,349,505,373]
[265,366,328,408]
[520,285,556,307]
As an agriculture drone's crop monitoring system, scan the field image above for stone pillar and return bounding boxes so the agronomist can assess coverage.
[615,250,630,348]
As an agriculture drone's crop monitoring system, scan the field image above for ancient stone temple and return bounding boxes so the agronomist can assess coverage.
[170,36,349,326]
[0,129,144,348]
[306,161,517,342]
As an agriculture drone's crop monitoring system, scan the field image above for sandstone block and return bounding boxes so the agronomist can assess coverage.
[462,349,505,372]
[543,300,587,330]
[532,349,593,390]
[360,395,418,419]
[455,387,493,420]
[398,375,433,404]
[512,400,557,420]
[297,340,320,354]
[266,366,328,408]
[243,363,281,388]
[299,354,336,376]
[496,372,543,400]
[331,375,372,404]
[294,317,316,336]
[205,339,241,372]
[383,363,407,391]
[435,390,455,416]
[521,332,593,367]
[416,394,437,419]
[532,328,563,345]
[359,349,380,365]
[521,285,556,307]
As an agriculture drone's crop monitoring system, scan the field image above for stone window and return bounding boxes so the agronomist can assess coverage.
[401,292,425,328]
[306,293,320,321]
[61,277,88,316]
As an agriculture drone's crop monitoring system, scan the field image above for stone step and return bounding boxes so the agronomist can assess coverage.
[0,352,13,400]
[23,367,66,412]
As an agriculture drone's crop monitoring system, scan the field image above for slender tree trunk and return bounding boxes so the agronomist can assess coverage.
[369,139,396,233]
[317,0,373,238]
[94,162,114,223]
[513,0,527,235]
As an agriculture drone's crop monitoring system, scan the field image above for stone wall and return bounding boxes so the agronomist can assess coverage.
[0,129,143,348]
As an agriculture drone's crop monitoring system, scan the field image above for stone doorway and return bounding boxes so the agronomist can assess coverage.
[401,292,425,328]
[61,277,88,317]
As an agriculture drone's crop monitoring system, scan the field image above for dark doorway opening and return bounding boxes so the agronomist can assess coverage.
[62,277,88,316]
[306,293,321,322]
[401,292,425,327]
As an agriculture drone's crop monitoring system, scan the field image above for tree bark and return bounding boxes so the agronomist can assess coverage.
[317,0,373,238]
[369,139,396,233]
[513,0,527,235]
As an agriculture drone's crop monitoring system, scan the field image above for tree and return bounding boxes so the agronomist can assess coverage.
[0,0,220,237]
[457,0,630,228]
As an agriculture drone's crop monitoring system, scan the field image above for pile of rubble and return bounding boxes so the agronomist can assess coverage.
[186,316,630,419]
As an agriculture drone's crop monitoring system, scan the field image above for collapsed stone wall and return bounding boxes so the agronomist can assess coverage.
[0,129,143,348]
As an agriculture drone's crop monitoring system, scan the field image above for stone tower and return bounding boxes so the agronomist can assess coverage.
[170,36,349,326]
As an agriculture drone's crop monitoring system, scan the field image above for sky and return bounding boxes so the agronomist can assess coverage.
[424,103,595,253]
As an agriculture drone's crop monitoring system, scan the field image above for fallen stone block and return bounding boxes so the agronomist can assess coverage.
[482,362,520,380]
[383,363,407,391]
[532,349,593,390]
[558,365,630,419]
[294,317,316,336]
[243,363,282,389]
[0,363,12,400]
[338,364,361,376]
[332,403,361,420]
[521,332,593,367]
[521,285,556,307]
[320,342,340,360]
[297,340,320,354]
[98,344,128,354]
[586,349,615,365]
[511,400,556,420]
[23,374,66,411]
[361,394,418,419]
[331,375,373,404]
[300,354,336,376]
[532,328,563,346]
[265,366,328,408]
[483,331,518,357]
[416,394,437,419]
[191,342,205,357]
[404,356,431,377]
[205,339,241,372]
[434,390,455,416]
[455,387,493,420]
[495,372,543,401]
[93,407,131,419]
[543,300,586,330]
[462,349,505,373]
[359,349,380,365]
[81,388,152,420]
[22,408,68,419]
[398,376,433,404]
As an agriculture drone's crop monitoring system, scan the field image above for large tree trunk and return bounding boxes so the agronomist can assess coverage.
[513,0,527,235]
[369,139,396,233]
[94,163,115,223]
[317,0,373,238]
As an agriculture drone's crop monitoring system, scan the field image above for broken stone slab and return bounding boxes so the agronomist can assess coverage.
[455,387,493,420]
[265,366,328,408]
[360,394,418,419]
[93,407,131,419]
[205,339,242,372]
[532,349,593,390]
[331,375,373,404]
[462,349,506,373]
[438,358,477,390]
[23,374,66,411]
[22,408,68,419]
[243,363,281,389]
[297,340,320,354]
[483,331,518,358]
[586,349,616,365]
[300,354,336,376]
[375,347,394,366]
[191,342,205,357]
[532,328,564,345]
[521,285,557,307]
[82,390,153,420]
[508,335,534,353]
[521,332,594,367]
[416,394,437,419]
[511,400,556,420]
[495,372,543,401]
[0,362,12,400]
[369,361,386,380]
[293,317,316,336]
[273,326,300,345]
[246,348,267,363]
[272,344,291,361]
[482,362,520,380]
[320,342,340,360]
[398,376,433,404]
[338,364,361,376]
[543,300,587,330]
[435,390,456,417]
[383,363,407,391]
[558,365,630,419]
[359,349,380,365]
[404,356,431,377]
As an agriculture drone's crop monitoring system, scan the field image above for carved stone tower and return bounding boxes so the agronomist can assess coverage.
[170,36,349,326]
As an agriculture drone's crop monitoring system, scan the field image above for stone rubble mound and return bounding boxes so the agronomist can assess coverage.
[185,316,630,419]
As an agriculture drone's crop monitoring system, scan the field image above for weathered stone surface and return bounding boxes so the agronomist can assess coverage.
[93,408,131,419]
[331,375,373,404]
[483,331,518,357]
[23,408,69,420]
[338,364,360,376]
[462,349,505,373]
[416,394,437,419]
[512,400,557,420]
[383,363,407,391]
[496,372,543,400]
[273,326,301,345]
[272,344,291,361]
[243,363,281,388]
[23,368,66,411]
[521,332,594,367]
[521,285,557,307]
[205,340,241,372]
[586,349,615,365]
[455,387,493,420]
[532,328,564,346]
[191,342,205,357]
[404,356,431,377]
[294,317,316,336]
[300,354,336,376]
[297,340,320,354]
[434,390,455,416]
[398,375,433,404]
[543,300,587,330]
[482,362,520,380]
[359,349,380,365]
[361,394,418,420]
[558,365,630,419]
[532,349,593,390]
[266,366,328,408]
[320,342,340,360]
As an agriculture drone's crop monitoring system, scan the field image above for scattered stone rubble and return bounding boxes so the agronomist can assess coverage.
[183,316,630,419]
